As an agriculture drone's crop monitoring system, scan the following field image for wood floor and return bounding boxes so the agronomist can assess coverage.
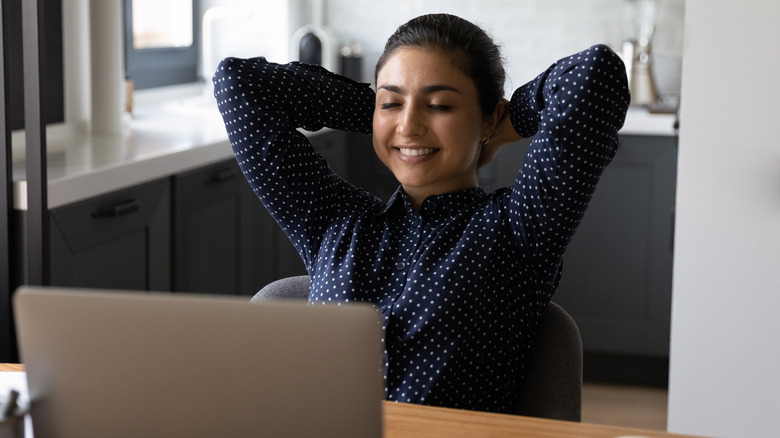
[582,382,669,431]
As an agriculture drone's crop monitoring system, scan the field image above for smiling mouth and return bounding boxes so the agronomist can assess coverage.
[398,147,438,157]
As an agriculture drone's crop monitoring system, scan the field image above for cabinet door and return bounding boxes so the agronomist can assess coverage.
[481,135,677,360]
[553,135,677,358]
[48,178,171,291]
[173,160,277,296]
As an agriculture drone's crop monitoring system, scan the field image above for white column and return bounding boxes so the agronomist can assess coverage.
[61,0,90,125]
[668,1,780,437]
[89,0,125,136]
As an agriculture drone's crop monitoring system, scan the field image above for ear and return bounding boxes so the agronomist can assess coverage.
[477,100,511,169]
[481,99,509,140]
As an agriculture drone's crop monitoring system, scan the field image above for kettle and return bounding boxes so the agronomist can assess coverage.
[622,0,658,106]
[290,0,339,73]
[623,40,659,106]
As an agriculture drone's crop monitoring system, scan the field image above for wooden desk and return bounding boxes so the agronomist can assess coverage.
[3,364,698,437]
[383,401,698,438]
[0,363,23,372]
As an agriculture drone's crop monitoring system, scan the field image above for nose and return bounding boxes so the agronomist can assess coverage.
[397,105,425,137]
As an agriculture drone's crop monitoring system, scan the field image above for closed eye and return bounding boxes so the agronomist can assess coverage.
[428,104,452,111]
[380,102,402,110]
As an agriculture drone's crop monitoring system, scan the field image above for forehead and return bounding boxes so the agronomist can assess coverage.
[376,47,475,92]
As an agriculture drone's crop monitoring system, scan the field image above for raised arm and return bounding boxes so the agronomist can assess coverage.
[213,57,379,269]
[505,44,630,272]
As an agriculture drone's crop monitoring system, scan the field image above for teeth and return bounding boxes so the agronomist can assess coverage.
[399,148,435,157]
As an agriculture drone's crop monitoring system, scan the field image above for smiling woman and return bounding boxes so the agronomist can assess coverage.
[373,47,494,208]
[213,13,630,414]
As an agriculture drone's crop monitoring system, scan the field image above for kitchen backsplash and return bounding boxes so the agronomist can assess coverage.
[319,0,684,100]
[200,0,684,101]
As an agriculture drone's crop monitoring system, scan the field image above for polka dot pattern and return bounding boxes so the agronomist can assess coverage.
[213,44,629,413]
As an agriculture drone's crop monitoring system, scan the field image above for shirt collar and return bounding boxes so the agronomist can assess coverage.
[382,186,488,218]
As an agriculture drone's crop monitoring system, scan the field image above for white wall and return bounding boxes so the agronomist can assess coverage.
[321,0,683,95]
[667,1,780,437]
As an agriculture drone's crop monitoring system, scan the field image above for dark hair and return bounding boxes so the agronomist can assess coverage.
[375,14,505,118]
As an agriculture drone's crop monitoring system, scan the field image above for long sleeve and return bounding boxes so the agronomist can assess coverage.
[505,44,630,289]
[213,57,379,269]
[212,47,630,414]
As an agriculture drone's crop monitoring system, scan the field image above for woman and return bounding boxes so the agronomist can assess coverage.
[214,14,629,413]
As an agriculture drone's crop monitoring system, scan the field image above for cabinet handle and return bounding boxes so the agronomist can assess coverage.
[207,168,240,184]
[91,199,141,219]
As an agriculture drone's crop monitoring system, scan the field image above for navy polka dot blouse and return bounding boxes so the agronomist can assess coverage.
[214,44,629,414]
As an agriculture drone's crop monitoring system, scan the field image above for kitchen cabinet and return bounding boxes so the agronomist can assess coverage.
[555,134,677,385]
[172,160,277,296]
[15,130,350,299]
[173,156,319,296]
[482,134,678,386]
[171,129,361,293]
[47,178,171,291]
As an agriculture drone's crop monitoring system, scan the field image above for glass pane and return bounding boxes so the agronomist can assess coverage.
[132,0,193,49]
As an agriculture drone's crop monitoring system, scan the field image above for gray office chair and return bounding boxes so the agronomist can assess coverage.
[251,275,582,422]
[514,300,582,422]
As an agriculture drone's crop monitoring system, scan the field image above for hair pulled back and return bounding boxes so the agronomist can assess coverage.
[375,14,505,118]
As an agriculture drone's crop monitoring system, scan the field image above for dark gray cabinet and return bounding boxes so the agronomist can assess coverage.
[173,160,271,295]
[27,131,353,301]
[481,134,678,385]
[48,178,171,291]
[172,159,303,296]
[171,130,352,295]
[553,135,677,359]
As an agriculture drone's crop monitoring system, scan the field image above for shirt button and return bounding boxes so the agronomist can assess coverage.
[395,261,406,271]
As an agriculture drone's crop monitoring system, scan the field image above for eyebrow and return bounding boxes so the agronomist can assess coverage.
[378,84,462,95]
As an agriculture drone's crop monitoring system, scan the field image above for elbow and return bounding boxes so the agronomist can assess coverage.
[587,44,631,118]
[212,57,245,85]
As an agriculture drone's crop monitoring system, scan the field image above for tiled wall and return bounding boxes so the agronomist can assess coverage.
[315,0,684,99]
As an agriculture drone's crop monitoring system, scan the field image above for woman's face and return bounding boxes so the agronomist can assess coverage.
[373,47,490,206]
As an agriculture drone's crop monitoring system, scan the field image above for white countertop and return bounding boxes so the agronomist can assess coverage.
[622,106,679,137]
[12,84,677,211]
[13,105,232,210]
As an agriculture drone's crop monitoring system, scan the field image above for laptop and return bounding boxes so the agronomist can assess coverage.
[13,286,384,438]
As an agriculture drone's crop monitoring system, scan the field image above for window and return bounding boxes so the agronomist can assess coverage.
[123,0,200,89]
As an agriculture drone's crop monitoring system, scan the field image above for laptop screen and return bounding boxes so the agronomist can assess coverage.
[14,286,384,438]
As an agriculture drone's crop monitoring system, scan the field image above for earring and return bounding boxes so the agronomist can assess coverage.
[481,136,491,146]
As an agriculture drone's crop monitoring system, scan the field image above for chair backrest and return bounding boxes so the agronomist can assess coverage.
[251,276,582,421]
[251,275,311,302]
[515,301,582,421]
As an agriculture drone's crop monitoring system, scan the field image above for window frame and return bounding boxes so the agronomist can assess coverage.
[122,0,200,89]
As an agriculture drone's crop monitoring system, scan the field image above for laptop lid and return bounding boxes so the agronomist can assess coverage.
[13,286,384,438]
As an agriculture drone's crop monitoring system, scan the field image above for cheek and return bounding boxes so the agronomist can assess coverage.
[372,111,390,134]
[371,119,390,165]
[372,114,391,149]
[438,119,481,153]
